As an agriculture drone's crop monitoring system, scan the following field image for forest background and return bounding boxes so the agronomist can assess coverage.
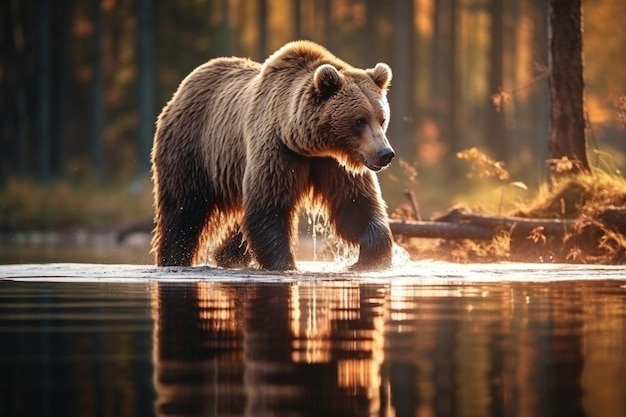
[1,0,625,234]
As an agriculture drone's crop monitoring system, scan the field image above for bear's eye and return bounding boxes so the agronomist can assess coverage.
[354,117,368,130]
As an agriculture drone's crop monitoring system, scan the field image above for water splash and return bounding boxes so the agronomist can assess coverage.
[307,211,320,262]
[3,261,626,284]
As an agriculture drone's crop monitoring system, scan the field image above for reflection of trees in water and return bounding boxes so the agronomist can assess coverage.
[151,281,625,417]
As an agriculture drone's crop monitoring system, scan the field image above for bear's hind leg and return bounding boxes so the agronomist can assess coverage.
[154,190,213,267]
[214,227,251,268]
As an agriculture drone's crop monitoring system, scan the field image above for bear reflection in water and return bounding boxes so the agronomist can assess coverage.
[150,280,609,417]
[151,41,395,271]
[152,282,389,417]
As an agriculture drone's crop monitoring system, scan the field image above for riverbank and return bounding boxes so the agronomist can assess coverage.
[2,170,625,265]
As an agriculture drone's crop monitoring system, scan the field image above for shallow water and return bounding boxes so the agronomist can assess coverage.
[1,261,625,417]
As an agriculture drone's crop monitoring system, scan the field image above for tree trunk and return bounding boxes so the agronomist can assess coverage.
[51,0,72,178]
[534,0,550,181]
[37,0,51,183]
[137,0,155,174]
[92,0,105,179]
[322,0,332,48]
[432,0,458,175]
[390,0,415,159]
[258,0,268,59]
[2,0,29,179]
[488,0,506,162]
[293,0,302,39]
[548,0,590,173]
[219,0,233,55]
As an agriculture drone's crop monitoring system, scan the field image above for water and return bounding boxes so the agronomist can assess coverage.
[1,262,625,417]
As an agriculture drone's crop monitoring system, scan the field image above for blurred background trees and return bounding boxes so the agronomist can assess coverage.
[1,0,625,219]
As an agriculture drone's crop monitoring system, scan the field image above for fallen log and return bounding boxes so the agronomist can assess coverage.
[389,220,495,240]
[435,209,577,236]
[116,209,583,244]
[390,208,577,241]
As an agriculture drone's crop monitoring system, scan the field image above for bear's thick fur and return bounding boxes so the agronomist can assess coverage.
[151,41,395,270]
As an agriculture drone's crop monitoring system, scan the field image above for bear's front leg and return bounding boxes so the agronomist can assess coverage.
[350,215,393,270]
[241,143,310,270]
[242,204,297,270]
[314,161,393,270]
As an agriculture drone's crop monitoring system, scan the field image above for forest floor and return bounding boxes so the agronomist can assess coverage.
[393,170,626,264]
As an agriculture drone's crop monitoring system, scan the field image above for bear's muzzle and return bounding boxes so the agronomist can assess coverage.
[378,147,395,167]
[364,146,395,171]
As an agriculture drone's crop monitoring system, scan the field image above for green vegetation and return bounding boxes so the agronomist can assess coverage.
[0,178,153,231]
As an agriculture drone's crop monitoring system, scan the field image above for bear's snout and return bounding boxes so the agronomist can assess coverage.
[364,146,395,171]
[378,147,395,166]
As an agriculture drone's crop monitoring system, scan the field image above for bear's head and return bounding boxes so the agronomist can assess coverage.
[310,62,395,174]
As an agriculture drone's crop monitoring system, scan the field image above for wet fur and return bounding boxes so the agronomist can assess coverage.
[151,41,394,270]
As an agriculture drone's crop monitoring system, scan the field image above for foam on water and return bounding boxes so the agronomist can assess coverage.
[0,259,625,284]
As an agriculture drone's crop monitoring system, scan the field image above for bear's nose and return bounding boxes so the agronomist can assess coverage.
[378,148,395,166]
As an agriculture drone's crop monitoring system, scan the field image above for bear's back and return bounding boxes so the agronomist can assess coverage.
[262,41,350,73]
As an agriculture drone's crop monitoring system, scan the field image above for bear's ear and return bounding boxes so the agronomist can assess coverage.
[314,64,345,96]
[367,63,392,90]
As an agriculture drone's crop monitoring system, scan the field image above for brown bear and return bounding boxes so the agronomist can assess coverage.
[151,40,395,270]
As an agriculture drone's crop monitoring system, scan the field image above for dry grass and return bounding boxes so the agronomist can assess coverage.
[396,149,626,264]
[511,170,626,264]
[513,170,626,219]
